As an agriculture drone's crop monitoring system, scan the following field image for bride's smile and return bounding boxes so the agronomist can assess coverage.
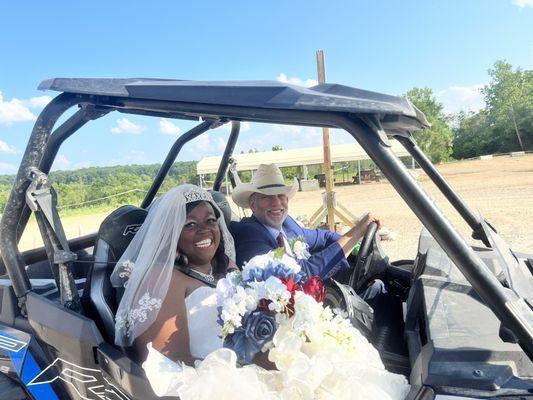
[194,238,213,248]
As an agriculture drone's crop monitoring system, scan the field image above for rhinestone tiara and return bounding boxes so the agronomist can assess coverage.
[183,187,213,204]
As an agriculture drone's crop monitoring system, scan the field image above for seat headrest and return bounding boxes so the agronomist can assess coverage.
[209,190,233,227]
[97,205,148,261]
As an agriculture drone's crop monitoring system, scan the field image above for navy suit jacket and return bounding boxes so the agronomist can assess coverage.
[232,215,349,279]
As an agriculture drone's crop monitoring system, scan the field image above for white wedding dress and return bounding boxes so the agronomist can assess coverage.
[142,286,411,400]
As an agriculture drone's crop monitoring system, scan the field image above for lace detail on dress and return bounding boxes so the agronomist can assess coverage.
[118,260,134,280]
[116,292,162,339]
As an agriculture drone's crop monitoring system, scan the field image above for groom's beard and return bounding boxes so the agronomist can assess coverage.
[261,208,288,230]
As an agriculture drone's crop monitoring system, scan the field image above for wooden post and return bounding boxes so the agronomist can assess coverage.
[316,50,336,230]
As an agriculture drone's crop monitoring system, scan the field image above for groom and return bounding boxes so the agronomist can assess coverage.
[231,163,383,285]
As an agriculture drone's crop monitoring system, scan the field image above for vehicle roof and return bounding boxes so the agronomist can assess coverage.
[38,78,430,131]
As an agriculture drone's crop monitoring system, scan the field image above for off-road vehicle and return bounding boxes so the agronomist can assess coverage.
[1,78,532,399]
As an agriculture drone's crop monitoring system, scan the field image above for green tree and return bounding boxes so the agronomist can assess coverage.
[452,110,495,159]
[482,60,533,151]
[452,60,533,159]
[272,144,282,151]
[405,87,453,163]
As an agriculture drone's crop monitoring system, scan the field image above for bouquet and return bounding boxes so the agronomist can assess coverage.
[216,248,366,367]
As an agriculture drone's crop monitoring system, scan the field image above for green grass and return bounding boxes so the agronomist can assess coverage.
[58,203,120,218]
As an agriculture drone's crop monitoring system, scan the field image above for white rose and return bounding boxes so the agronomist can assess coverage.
[279,253,302,273]
[243,287,259,312]
[221,300,242,328]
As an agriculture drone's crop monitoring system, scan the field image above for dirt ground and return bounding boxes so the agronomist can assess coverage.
[17,154,533,260]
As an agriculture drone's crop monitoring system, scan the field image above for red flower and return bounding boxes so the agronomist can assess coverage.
[280,277,302,315]
[258,298,270,311]
[302,276,326,303]
[282,277,301,296]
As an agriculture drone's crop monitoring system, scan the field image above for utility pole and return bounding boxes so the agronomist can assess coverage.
[316,50,336,231]
[308,50,356,231]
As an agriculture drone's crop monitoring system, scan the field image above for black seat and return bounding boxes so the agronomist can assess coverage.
[82,205,147,343]
[209,190,243,242]
[209,190,234,225]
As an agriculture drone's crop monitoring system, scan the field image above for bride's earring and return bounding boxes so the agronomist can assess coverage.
[177,252,189,266]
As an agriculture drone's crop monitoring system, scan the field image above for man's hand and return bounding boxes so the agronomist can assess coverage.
[337,212,383,257]
[354,212,382,236]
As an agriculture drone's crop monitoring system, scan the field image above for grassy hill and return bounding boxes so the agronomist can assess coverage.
[0,161,198,215]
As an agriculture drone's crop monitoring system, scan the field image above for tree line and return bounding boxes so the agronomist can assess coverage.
[407,60,532,162]
[0,162,198,213]
[1,60,530,215]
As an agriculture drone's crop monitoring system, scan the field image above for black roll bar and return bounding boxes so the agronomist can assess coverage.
[0,234,96,274]
[0,93,84,306]
[338,115,533,359]
[16,105,109,243]
[140,119,221,208]
[394,134,490,247]
[2,88,531,357]
[213,121,240,191]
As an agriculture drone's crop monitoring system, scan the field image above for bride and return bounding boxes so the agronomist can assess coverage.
[111,184,235,363]
[111,184,410,400]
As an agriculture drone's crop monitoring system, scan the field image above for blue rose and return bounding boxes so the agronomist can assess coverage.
[223,311,277,364]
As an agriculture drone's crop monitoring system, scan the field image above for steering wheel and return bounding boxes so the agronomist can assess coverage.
[348,221,379,290]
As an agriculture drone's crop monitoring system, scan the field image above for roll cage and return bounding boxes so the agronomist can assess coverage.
[1,78,532,361]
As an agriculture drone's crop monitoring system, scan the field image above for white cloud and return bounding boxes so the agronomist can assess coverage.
[272,124,322,140]
[184,132,229,159]
[513,0,533,7]
[214,137,227,152]
[0,92,53,125]
[0,139,16,153]
[23,95,53,108]
[192,135,210,149]
[53,154,70,170]
[330,128,356,145]
[190,135,227,155]
[436,84,485,115]
[272,124,302,135]
[73,161,91,169]
[108,150,148,166]
[0,162,17,174]
[110,118,145,134]
[277,73,318,88]
[0,91,36,125]
[159,118,182,136]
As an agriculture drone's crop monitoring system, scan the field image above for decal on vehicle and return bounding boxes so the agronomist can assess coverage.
[28,358,130,400]
[122,224,142,236]
[0,333,27,352]
[0,328,31,375]
[0,328,58,400]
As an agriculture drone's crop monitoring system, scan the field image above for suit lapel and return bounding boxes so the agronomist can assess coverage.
[250,215,278,248]
[282,216,299,240]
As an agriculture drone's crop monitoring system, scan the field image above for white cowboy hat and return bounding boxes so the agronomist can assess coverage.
[231,163,298,208]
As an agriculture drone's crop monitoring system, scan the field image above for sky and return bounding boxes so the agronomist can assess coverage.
[0,1,532,175]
